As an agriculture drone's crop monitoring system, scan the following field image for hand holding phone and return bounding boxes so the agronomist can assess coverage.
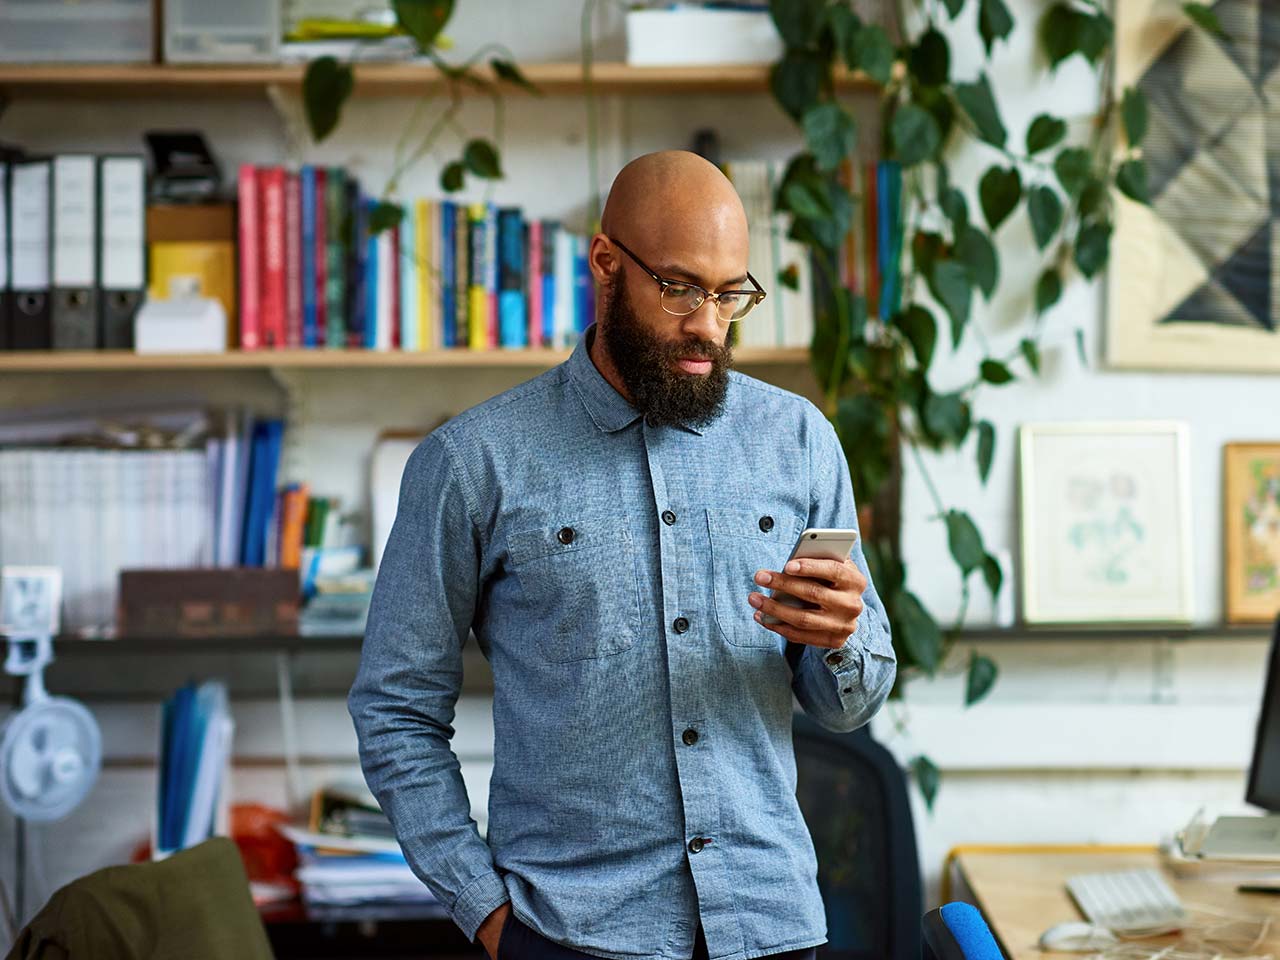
[760,527,859,626]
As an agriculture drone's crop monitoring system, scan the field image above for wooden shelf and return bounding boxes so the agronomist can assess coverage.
[0,346,809,371]
[0,61,878,99]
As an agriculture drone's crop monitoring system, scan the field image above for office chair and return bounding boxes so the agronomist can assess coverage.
[5,836,274,960]
[793,712,923,960]
[922,902,1005,960]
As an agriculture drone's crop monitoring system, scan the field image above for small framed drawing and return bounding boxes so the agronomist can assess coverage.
[1223,443,1280,624]
[1019,421,1194,625]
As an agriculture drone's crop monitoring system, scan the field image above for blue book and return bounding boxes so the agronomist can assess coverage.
[496,207,526,348]
[241,420,284,566]
[162,684,196,850]
[300,166,318,348]
[364,198,379,349]
[440,200,456,348]
[541,220,558,346]
[349,191,369,349]
[400,206,418,351]
[573,234,589,336]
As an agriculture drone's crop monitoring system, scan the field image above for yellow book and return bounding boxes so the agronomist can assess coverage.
[415,199,431,352]
[467,202,488,351]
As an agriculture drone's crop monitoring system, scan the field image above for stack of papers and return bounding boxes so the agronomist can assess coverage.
[156,680,233,855]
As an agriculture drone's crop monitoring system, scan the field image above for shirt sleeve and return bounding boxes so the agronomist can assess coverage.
[348,431,509,942]
[790,412,897,734]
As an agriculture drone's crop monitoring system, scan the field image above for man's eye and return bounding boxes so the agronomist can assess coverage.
[666,284,697,298]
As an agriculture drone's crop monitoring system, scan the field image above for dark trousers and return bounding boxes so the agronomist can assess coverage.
[498,911,819,960]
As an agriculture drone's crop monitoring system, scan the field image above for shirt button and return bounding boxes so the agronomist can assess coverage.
[826,652,844,667]
[758,515,774,533]
[688,837,705,854]
[645,414,658,428]
[557,526,575,545]
[673,616,689,634]
[682,728,699,746]
[661,510,677,526]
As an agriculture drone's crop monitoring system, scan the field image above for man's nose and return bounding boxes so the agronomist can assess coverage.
[679,297,725,344]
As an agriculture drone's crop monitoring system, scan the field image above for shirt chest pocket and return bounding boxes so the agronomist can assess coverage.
[707,506,802,648]
[505,514,641,663]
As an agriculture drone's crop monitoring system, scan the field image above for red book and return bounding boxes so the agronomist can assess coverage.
[314,168,327,344]
[864,160,880,318]
[390,223,401,350]
[527,219,542,348]
[258,166,287,349]
[284,171,303,349]
[237,164,261,350]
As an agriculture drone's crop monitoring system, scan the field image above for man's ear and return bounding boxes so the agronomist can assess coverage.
[587,234,619,285]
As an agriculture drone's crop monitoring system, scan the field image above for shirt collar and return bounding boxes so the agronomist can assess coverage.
[567,323,706,436]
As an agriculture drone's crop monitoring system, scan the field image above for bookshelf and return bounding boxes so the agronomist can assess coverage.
[0,346,811,372]
[0,61,878,99]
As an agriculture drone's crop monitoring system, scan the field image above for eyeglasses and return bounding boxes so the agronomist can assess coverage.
[609,237,766,322]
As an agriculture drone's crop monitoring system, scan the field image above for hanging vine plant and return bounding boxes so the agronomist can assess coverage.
[766,0,1222,807]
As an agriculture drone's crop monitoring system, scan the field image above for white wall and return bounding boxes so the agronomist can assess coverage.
[0,0,1270,935]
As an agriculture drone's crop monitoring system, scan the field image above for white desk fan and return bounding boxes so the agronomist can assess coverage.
[1,567,101,823]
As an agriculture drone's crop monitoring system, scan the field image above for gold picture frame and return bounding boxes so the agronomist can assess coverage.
[1019,421,1194,625]
[1223,442,1280,624]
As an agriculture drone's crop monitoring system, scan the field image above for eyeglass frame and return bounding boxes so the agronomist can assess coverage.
[607,236,767,321]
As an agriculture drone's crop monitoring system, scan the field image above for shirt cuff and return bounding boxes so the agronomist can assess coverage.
[817,615,870,676]
[451,870,511,943]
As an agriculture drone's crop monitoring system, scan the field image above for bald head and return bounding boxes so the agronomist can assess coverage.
[600,151,749,281]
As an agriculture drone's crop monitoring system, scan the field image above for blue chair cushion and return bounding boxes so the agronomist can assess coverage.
[922,902,1005,960]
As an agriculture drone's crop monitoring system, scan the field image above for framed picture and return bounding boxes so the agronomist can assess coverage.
[1223,443,1280,624]
[1019,422,1194,625]
[0,565,63,637]
[1107,0,1280,371]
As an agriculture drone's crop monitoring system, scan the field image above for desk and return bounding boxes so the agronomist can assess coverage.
[949,846,1280,959]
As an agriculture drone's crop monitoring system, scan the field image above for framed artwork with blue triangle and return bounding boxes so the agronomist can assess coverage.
[1108,0,1280,371]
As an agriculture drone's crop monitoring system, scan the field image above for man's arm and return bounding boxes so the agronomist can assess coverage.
[348,431,510,943]
[789,415,897,733]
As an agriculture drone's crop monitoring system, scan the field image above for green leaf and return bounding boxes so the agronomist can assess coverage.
[898,592,944,673]
[946,509,985,573]
[770,0,825,47]
[853,24,895,86]
[783,179,833,220]
[302,56,354,142]
[1025,114,1067,155]
[1053,147,1091,198]
[1027,185,1064,250]
[895,304,938,369]
[1121,86,1148,147]
[978,0,1014,56]
[1183,2,1227,38]
[909,754,941,810]
[1078,11,1113,64]
[491,58,541,95]
[941,188,968,235]
[980,358,1015,385]
[924,390,971,444]
[836,392,893,498]
[770,51,826,121]
[976,420,995,483]
[778,263,800,290]
[941,0,965,18]
[1079,177,1109,219]
[954,226,998,300]
[462,139,502,178]
[928,260,972,347]
[954,72,1006,148]
[1020,337,1041,375]
[890,104,942,166]
[803,103,858,172]
[368,201,404,234]
[966,652,999,706]
[1075,327,1089,366]
[1040,4,1079,70]
[1116,158,1149,204]
[1035,268,1062,315]
[392,0,455,50]
[440,161,465,192]
[911,28,950,87]
[978,165,1021,232]
[826,5,862,64]
[1074,220,1112,278]
[981,552,1003,601]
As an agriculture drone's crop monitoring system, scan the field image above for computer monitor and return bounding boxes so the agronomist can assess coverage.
[1245,616,1280,813]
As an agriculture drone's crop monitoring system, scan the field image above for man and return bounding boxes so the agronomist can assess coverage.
[349,150,897,960]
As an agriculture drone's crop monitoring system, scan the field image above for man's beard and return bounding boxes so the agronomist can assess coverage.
[600,272,733,429]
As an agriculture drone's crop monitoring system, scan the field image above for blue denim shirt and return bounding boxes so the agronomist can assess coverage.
[349,322,896,960]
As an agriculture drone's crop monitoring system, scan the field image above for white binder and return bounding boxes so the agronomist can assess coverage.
[52,154,99,350]
[9,159,52,350]
[97,155,146,349]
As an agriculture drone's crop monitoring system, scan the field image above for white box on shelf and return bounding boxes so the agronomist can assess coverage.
[625,6,783,66]
[134,297,227,354]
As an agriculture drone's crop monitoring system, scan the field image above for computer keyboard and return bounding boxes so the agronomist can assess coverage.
[1066,868,1188,935]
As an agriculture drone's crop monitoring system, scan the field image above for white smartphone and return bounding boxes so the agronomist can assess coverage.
[760,527,859,626]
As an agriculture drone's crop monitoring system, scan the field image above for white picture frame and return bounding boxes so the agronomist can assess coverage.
[1,565,63,638]
[1018,421,1194,625]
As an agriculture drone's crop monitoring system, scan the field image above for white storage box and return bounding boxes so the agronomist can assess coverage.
[625,6,783,67]
[134,297,228,354]
[0,0,151,64]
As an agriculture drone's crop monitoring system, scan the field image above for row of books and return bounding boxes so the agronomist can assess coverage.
[156,680,233,856]
[838,158,905,323]
[238,164,598,352]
